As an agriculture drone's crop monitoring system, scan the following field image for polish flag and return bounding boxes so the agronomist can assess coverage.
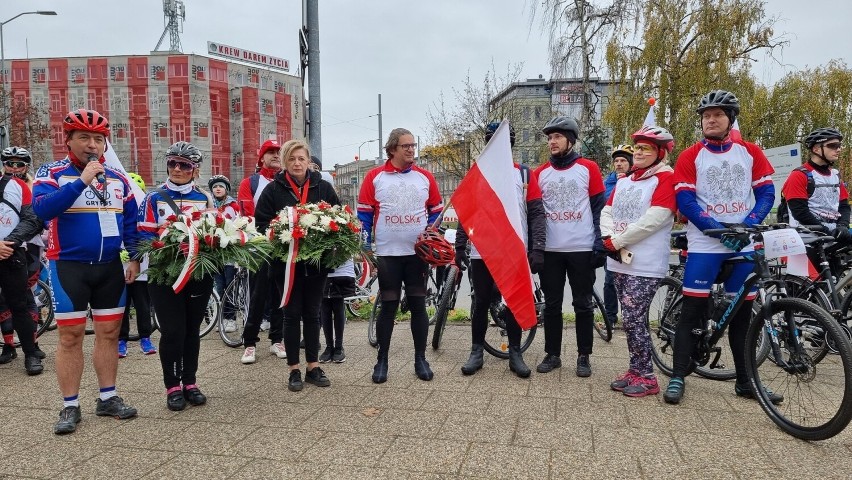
[450,121,536,329]
[730,119,743,142]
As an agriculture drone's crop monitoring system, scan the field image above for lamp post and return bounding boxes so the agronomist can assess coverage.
[358,138,378,164]
[355,139,379,208]
[0,10,57,148]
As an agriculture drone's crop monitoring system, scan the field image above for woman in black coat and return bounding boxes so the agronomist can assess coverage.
[255,140,340,392]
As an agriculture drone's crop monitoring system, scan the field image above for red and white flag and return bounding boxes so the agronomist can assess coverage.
[104,139,145,206]
[730,119,743,142]
[643,98,656,126]
[450,122,537,329]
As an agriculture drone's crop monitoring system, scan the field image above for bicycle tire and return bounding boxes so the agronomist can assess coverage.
[431,266,459,350]
[34,279,55,339]
[745,297,852,441]
[783,275,833,363]
[199,290,220,338]
[591,288,612,342]
[482,304,537,359]
[219,277,248,347]
[367,294,380,348]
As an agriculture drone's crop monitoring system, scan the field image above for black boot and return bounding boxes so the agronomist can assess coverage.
[372,354,389,384]
[461,344,484,375]
[0,344,17,364]
[33,343,46,360]
[414,353,434,381]
[508,345,531,378]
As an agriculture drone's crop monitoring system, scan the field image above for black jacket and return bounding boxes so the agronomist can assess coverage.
[254,169,341,233]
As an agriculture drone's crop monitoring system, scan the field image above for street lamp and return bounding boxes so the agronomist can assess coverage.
[0,10,57,148]
[358,138,378,163]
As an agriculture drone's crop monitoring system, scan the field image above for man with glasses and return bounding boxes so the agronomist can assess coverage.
[236,139,287,364]
[33,109,141,434]
[781,128,850,271]
[358,128,444,383]
[0,146,45,375]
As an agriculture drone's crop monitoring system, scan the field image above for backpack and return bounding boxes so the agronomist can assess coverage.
[0,175,21,218]
[776,166,814,223]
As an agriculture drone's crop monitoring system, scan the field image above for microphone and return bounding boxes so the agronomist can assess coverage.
[89,154,105,184]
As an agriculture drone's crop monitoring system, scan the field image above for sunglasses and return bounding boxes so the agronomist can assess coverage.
[166,159,196,172]
[398,143,417,150]
[823,142,843,150]
[3,161,28,168]
[632,144,658,153]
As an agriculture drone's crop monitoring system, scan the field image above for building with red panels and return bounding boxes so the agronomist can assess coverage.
[5,52,303,186]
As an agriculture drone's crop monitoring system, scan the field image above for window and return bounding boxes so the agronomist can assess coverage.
[168,63,188,78]
[523,129,530,142]
[50,92,61,112]
[523,106,530,120]
[174,123,185,142]
[88,92,96,109]
[52,125,63,146]
[276,99,285,116]
[132,90,146,109]
[212,124,220,146]
[49,66,63,81]
[210,92,220,113]
[172,89,184,111]
[522,150,529,163]
[210,66,226,82]
[534,106,542,120]
[12,68,26,82]
[136,65,146,78]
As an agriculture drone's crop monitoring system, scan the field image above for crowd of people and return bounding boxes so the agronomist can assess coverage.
[0,87,847,435]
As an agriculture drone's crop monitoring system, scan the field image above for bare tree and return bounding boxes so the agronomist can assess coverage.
[0,87,52,166]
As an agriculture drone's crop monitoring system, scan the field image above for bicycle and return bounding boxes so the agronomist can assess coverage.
[149,289,220,339]
[667,224,852,440]
[590,287,612,342]
[345,252,378,318]
[218,266,250,347]
[0,279,55,348]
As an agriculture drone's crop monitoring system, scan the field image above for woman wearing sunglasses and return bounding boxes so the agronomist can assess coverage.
[137,141,215,411]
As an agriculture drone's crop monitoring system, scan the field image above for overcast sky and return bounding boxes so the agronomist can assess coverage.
[2,0,848,165]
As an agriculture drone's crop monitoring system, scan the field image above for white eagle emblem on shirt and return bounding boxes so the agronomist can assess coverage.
[613,185,643,222]
[543,177,583,211]
[704,160,748,203]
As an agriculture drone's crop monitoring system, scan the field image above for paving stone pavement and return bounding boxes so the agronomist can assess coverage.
[3,321,852,479]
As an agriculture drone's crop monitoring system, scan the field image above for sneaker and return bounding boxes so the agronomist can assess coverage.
[260,320,270,331]
[118,340,128,358]
[241,346,257,364]
[623,375,660,398]
[223,319,237,333]
[735,382,784,405]
[332,347,346,363]
[24,355,43,376]
[305,367,331,387]
[288,369,304,392]
[610,370,639,392]
[269,343,287,359]
[183,385,207,406]
[319,347,333,363]
[139,338,157,355]
[0,345,17,364]
[536,354,562,373]
[54,406,82,435]
[167,390,186,411]
[576,354,592,378]
[95,396,138,419]
[663,377,685,404]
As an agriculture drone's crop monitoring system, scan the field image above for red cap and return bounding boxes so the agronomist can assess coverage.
[257,140,281,166]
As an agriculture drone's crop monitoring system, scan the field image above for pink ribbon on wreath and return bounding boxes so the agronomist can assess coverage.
[280,207,300,307]
[170,217,200,294]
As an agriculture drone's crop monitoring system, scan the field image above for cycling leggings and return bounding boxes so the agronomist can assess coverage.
[50,259,126,326]
[120,281,152,340]
[148,276,213,389]
[470,259,521,347]
[375,255,429,357]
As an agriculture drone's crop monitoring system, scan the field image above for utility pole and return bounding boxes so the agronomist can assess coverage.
[377,93,382,164]
[302,0,321,158]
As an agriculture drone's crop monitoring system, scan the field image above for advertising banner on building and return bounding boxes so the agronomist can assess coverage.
[207,41,289,72]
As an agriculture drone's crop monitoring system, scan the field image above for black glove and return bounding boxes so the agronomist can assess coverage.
[833,226,852,244]
[719,223,750,252]
[590,250,608,269]
[528,249,544,274]
[455,248,468,271]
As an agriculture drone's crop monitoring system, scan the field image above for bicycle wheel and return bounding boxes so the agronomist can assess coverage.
[219,277,248,347]
[199,290,220,338]
[784,275,833,363]
[482,302,537,359]
[591,288,612,342]
[745,297,852,441]
[431,266,459,350]
[367,294,380,348]
[33,279,55,338]
[649,282,682,377]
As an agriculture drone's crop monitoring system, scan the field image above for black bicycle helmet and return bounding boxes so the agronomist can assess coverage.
[1,146,32,164]
[165,141,202,164]
[208,174,231,192]
[485,121,516,146]
[542,116,580,141]
[696,90,740,117]
[804,128,843,149]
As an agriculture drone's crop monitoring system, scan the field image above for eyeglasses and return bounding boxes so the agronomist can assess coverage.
[3,161,28,168]
[632,144,658,153]
[398,143,417,150]
[823,142,843,150]
[167,159,196,172]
